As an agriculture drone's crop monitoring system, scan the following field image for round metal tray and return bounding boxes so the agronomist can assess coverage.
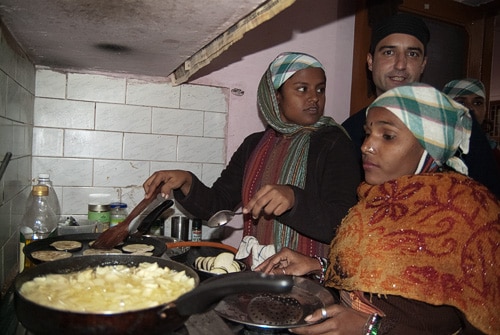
[214,276,336,329]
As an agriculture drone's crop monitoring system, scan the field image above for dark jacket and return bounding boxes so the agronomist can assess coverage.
[371,295,484,334]
[174,126,361,244]
[342,108,500,198]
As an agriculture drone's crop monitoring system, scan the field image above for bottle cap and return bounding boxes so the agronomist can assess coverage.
[88,204,111,211]
[32,185,49,196]
[192,218,202,229]
[38,173,50,179]
[110,202,127,209]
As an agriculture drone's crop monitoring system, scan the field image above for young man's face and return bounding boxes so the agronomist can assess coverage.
[367,33,427,96]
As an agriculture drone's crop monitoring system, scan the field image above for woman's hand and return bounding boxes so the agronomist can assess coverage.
[243,184,295,219]
[254,247,320,276]
[290,305,369,335]
[143,170,193,199]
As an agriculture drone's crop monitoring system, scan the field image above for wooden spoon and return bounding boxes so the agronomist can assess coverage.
[92,184,163,249]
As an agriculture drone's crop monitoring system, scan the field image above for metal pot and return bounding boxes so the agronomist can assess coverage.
[14,254,293,335]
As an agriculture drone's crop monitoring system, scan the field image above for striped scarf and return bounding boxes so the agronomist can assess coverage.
[442,78,485,99]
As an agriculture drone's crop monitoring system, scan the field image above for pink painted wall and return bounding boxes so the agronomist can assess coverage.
[191,0,357,247]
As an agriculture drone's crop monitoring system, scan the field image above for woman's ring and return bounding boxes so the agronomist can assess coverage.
[320,307,327,319]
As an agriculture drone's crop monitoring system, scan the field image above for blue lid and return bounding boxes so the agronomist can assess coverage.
[110,202,127,208]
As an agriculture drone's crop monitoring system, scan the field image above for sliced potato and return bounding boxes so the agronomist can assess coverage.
[214,252,234,269]
[201,256,215,271]
[195,257,205,269]
[50,240,82,251]
[31,250,72,262]
[194,252,242,274]
[228,261,241,273]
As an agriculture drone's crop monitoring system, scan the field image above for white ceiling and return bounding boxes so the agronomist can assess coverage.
[0,0,270,79]
[0,0,498,83]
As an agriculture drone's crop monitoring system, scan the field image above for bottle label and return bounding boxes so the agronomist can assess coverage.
[88,211,111,223]
[191,230,202,242]
[89,211,111,231]
[110,216,125,227]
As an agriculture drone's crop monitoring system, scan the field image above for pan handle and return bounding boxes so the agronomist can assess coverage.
[173,271,294,316]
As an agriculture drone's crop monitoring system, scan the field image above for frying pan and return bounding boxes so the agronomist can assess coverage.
[23,233,166,264]
[24,200,175,264]
[14,254,293,335]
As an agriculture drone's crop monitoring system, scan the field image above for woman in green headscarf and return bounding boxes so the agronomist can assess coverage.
[143,52,360,259]
[257,83,499,334]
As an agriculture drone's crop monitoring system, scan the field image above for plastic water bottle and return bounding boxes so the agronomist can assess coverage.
[24,173,61,223]
[20,185,58,270]
[36,173,61,222]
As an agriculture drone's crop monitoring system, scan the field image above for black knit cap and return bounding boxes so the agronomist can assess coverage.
[370,13,430,55]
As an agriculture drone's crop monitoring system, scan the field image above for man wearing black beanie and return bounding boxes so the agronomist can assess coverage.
[342,13,500,198]
[343,13,429,151]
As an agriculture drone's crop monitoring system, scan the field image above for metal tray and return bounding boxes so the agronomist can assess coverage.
[23,233,167,265]
[213,276,336,329]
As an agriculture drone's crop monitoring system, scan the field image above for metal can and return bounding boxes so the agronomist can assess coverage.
[88,204,111,231]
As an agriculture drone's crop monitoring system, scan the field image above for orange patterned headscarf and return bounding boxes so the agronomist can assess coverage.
[326,172,500,334]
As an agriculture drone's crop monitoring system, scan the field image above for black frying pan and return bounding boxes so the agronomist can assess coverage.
[14,254,293,335]
[24,200,175,264]
[23,233,167,264]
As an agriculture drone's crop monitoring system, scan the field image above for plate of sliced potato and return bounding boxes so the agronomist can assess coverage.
[186,247,246,280]
[193,252,245,275]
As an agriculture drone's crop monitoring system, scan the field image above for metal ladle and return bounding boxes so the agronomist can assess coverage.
[206,210,243,227]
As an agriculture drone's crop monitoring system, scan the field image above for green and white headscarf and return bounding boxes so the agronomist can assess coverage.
[269,52,323,90]
[258,52,338,133]
[367,83,472,175]
[442,78,486,99]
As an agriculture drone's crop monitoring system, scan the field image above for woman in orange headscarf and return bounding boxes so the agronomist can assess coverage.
[257,83,499,335]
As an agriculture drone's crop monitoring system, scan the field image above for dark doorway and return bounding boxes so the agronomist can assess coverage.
[421,17,467,90]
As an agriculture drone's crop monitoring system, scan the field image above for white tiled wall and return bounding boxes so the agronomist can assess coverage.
[0,29,230,296]
[0,27,35,295]
[33,69,229,238]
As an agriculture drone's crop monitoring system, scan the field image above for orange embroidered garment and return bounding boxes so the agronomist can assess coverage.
[325,172,500,334]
